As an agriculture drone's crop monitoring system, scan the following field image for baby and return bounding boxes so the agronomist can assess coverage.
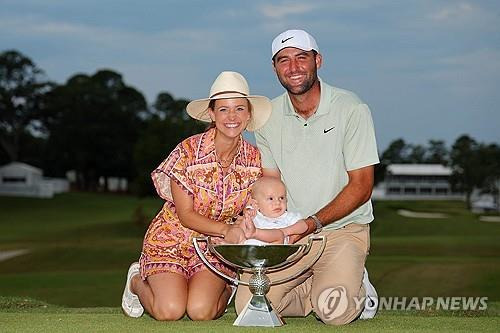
[243,176,308,245]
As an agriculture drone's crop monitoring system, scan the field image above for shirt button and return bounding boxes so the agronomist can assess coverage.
[304,123,308,127]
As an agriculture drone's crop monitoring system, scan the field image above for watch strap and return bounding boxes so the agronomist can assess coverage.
[309,214,323,233]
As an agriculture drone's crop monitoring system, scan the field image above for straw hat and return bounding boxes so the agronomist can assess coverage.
[186,71,271,131]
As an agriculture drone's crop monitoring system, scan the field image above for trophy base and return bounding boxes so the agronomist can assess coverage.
[233,295,284,327]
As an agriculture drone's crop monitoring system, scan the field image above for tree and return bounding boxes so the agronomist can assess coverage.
[42,69,147,190]
[375,138,411,184]
[407,144,426,163]
[380,138,411,164]
[476,143,500,208]
[0,50,53,162]
[425,140,449,165]
[133,91,205,196]
[450,135,481,208]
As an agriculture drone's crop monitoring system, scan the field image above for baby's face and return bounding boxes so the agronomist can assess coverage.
[254,181,287,218]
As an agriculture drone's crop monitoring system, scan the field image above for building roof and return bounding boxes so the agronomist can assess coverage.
[0,162,43,175]
[387,164,452,176]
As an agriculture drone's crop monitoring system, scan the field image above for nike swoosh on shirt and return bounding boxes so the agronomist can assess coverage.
[323,126,335,133]
[281,37,293,43]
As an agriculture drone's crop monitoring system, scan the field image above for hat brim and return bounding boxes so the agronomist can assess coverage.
[186,94,271,132]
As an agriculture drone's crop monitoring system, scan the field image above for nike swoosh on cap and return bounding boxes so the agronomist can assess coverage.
[281,37,293,43]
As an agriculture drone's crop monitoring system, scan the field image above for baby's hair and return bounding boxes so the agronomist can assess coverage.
[251,176,286,198]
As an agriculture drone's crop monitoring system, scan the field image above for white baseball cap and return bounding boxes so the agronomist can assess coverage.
[271,29,319,59]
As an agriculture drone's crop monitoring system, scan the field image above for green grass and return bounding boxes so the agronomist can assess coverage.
[1,298,499,332]
[1,193,499,330]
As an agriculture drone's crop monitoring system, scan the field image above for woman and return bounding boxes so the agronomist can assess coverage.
[121,71,271,321]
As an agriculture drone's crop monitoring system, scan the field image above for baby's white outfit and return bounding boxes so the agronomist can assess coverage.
[244,210,302,245]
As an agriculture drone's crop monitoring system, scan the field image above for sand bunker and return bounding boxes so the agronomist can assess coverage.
[0,249,29,262]
[479,216,500,223]
[397,209,449,219]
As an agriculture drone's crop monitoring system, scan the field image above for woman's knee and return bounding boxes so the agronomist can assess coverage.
[151,301,185,321]
[186,300,219,321]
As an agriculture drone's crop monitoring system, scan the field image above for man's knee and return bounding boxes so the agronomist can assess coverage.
[311,284,363,326]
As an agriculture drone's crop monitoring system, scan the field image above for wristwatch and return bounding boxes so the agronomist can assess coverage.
[309,215,323,234]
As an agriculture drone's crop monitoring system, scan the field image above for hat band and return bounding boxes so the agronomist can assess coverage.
[210,90,248,99]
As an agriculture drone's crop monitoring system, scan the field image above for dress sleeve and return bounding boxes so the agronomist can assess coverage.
[151,142,194,201]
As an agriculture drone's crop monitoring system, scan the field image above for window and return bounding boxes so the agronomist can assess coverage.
[2,177,26,183]
[404,187,417,194]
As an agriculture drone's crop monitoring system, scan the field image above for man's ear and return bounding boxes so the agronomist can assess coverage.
[315,53,323,69]
[272,60,277,73]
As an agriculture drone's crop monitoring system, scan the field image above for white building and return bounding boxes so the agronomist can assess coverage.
[373,164,464,200]
[0,162,69,198]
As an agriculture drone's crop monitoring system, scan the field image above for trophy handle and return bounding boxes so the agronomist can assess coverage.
[269,235,326,286]
[193,236,248,286]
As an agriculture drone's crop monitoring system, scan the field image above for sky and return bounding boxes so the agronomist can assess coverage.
[1,0,499,151]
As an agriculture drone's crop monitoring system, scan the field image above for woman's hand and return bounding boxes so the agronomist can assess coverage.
[222,225,247,244]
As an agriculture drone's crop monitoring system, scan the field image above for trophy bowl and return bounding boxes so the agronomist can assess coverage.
[193,236,326,327]
[210,244,306,269]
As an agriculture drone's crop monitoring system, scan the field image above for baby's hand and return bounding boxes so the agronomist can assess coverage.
[241,215,256,239]
[243,205,257,221]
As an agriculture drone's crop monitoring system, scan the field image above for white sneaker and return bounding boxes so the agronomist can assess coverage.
[121,262,144,318]
[360,268,378,319]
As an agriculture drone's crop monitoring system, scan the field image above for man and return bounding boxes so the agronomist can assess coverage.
[235,29,379,325]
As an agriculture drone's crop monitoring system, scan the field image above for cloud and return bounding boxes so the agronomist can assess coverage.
[429,2,476,21]
[425,49,500,97]
[0,14,223,56]
[0,15,129,44]
[426,1,499,30]
[258,3,317,19]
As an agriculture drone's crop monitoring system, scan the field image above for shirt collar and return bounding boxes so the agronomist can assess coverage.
[196,127,248,166]
[256,210,288,222]
[283,77,331,118]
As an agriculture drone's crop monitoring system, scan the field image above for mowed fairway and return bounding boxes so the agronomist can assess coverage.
[0,193,499,331]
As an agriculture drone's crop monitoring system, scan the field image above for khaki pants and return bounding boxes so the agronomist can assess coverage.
[235,223,370,326]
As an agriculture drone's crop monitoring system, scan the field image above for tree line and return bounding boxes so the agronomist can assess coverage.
[376,137,500,207]
[1,49,499,203]
[0,49,205,195]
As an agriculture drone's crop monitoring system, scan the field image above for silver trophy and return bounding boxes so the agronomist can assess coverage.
[193,235,326,327]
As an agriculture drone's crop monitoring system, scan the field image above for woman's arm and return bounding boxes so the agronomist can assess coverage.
[171,181,245,243]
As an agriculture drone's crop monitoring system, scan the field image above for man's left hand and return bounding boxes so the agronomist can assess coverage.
[288,218,316,243]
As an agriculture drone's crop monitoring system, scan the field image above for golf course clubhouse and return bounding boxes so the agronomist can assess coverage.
[374,164,464,200]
